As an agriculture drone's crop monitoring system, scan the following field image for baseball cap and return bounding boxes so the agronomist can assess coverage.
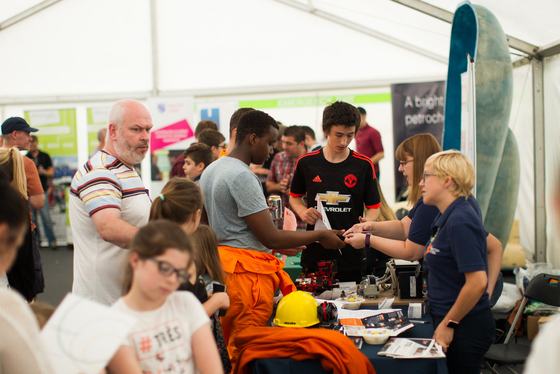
[1,117,39,135]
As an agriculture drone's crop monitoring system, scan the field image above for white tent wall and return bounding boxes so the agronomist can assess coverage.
[510,64,535,258]
[156,0,448,92]
[544,54,560,268]
[0,0,153,97]
[0,0,448,100]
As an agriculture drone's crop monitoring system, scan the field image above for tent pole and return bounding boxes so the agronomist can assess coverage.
[533,58,546,263]
[0,0,63,32]
[150,0,159,98]
[537,39,560,58]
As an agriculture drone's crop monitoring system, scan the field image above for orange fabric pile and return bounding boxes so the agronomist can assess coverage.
[233,326,375,374]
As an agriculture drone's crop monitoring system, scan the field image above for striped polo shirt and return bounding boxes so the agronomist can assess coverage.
[69,151,151,305]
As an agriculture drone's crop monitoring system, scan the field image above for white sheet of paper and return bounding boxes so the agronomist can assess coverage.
[336,308,400,320]
[40,293,138,374]
[378,297,395,310]
[314,193,332,230]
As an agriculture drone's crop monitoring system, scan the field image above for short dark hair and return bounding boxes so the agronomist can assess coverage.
[283,126,306,144]
[300,125,316,140]
[197,129,225,148]
[235,110,279,145]
[184,143,213,169]
[229,108,255,136]
[31,135,38,143]
[357,107,367,115]
[322,101,361,133]
[194,120,218,139]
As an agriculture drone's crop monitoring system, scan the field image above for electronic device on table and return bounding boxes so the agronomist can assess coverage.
[358,260,423,300]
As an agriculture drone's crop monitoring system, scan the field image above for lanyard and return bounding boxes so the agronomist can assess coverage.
[425,227,441,256]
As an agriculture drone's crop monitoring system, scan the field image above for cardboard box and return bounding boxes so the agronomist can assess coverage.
[539,315,556,327]
[527,315,540,340]
[501,243,526,268]
[509,219,520,244]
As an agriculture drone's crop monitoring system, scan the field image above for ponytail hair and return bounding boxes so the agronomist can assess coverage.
[149,178,203,224]
[0,147,28,199]
[191,225,225,284]
[376,182,397,222]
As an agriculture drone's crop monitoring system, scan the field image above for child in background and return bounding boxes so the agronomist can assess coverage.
[107,220,222,374]
[192,225,231,373]
[183,143,213,183]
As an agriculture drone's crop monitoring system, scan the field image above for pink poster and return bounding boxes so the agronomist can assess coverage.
[150,119,194,152]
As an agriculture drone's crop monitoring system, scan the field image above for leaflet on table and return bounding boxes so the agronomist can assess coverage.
[336,308,400,320]
[378,338,445,359]
[339,309,414,336]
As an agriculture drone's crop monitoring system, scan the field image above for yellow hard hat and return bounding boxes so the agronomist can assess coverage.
[273,291,320,328]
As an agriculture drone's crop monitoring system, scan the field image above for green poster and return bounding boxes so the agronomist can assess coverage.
[24,109,77,157]
[238,93,391,109]
[87,107,110,156]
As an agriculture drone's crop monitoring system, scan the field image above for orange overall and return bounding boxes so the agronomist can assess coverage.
[234,326,376,374]
[218,245,296,368]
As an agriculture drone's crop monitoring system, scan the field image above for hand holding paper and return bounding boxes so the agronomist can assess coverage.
[314,194,332,230]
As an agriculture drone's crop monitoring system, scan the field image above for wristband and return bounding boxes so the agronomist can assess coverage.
[446,319,459,330]
[365,234,371,248]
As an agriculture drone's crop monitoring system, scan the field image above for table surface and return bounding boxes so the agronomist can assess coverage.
[252,305,449,374]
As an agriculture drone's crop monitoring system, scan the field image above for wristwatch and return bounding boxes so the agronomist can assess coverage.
[365,234,371,248]
[446,319,460,330]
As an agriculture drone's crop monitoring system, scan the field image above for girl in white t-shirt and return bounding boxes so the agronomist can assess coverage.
[107,220,223,374]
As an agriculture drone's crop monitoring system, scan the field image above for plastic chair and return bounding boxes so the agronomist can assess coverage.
[483,273,560,374]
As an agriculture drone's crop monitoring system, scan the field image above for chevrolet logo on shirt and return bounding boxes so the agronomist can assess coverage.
[318,191,351,205]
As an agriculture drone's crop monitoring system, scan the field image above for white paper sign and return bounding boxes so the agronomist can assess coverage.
[314,193,332,230]
[40,293,138,374]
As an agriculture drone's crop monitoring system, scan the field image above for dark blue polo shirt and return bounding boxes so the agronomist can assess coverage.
[407,197,440,246]
[424,196,490,317]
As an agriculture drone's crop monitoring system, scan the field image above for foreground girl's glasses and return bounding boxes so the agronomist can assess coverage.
[147,257,189,283]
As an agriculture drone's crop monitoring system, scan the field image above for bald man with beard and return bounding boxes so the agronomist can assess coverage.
[69,99,153,305]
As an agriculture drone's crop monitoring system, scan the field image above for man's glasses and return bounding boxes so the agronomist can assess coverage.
[421,172,437,182]
[399,159,413,167]
[147,258,190,284]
